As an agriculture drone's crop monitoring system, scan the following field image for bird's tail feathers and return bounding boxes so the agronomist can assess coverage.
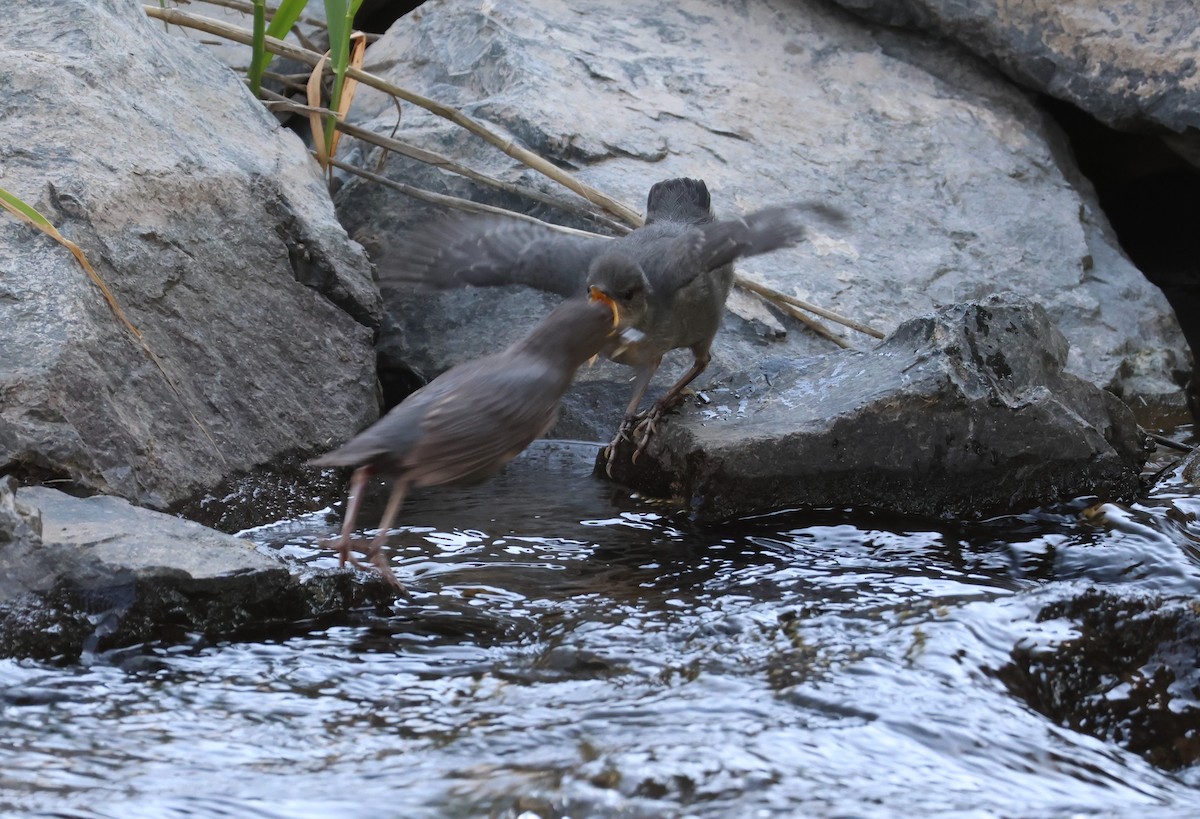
[645,177,713,224]
[309,441,395,468]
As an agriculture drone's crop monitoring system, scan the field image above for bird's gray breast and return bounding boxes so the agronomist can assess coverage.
[649,260,734,351]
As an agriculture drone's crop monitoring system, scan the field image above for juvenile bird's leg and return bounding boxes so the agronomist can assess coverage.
[604,359,661,476]
[631,350,710,461]
[360,478,409,591]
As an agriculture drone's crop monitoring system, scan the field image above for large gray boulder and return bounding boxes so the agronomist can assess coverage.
[0,483,392,661]
[608,296,1147,521]
[0,0,381,510]
[830,0,1200,133]
[336,0,1187,439]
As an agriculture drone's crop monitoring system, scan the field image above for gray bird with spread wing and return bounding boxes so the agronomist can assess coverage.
[388,178,844,469]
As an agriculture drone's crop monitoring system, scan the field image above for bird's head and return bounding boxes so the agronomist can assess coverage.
[587,254,650,327]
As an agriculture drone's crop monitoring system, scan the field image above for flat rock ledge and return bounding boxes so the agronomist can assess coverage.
[607,295,1148,521]
[0,479,392,661]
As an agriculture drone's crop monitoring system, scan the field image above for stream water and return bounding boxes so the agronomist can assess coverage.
[4,436,1200,817]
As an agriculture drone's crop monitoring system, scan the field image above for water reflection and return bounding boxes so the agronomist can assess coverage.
[3,440,1200,816]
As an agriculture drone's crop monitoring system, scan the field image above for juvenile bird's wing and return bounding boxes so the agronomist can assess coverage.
[401,354,570,486]
[382,216,609,297]
[648,202,846,293]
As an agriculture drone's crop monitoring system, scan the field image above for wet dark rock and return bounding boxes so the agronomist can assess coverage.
[338,0,1186,433]
[607,296,1147,521]
[1000,588,1200,770]
[169,452,352,534]
[0,0,381,510]
[0,485,394,661]
[831,0,1200,132]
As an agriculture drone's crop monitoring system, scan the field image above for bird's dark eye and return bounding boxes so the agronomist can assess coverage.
[621,287,639,301]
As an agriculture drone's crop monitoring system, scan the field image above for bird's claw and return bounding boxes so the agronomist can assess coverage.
[630,409,661,463]
[363,537,406,592]
[602,414,642,477]
[604,409,667,473]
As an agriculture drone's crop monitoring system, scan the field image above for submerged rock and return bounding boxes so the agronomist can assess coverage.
[607,296,1147,521]
[0,0,380,510]
[1000,587,1200,770]
[0,485,393,661]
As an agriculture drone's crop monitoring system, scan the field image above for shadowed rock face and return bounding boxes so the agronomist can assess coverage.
[607,295,1147,521]
[0,0,381,509]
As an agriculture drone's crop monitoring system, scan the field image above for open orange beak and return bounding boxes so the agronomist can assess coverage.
[589,285,620,328]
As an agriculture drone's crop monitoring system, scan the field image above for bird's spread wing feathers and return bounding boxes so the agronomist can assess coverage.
[381,216,607,297]
[651,202,846,293]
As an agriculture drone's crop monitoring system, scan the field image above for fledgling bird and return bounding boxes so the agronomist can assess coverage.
[386,178,843,468]
[310,293,627,588]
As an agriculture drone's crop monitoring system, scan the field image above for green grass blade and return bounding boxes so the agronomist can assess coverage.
[249,0,312,97]
[249,0,267,97]
[266,0,311,40]
[0,185,53,229]
[322,0,364,148]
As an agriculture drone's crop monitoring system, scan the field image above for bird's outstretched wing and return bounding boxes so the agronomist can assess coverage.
[651,202,846,293]
[381,216,609,297]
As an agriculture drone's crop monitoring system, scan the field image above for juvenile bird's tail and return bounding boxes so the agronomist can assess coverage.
[645,178,714,225]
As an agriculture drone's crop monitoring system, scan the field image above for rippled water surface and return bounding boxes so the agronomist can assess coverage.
[5,438,1200,817]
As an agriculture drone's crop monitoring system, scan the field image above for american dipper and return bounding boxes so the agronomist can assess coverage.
[310,293,627,588]
[389,178,842,467]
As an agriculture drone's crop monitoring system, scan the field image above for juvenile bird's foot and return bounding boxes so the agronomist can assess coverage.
[604,390,696,475]
[603,413,642,477]
[630,407,663,463]
[628,389,695,463]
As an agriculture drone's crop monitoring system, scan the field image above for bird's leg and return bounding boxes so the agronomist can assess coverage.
[333,466,373,569]
[362,479,409,591]
[604,360,661,476]
[632,351,709,461]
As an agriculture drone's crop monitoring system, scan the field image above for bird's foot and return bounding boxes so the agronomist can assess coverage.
[630,407,664,463]
[335,538,369,570]
[626,390,696,463]
[332,537,405,592]
[362,537,406,593]
[603,413,642,477]
[369,552,404,592]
